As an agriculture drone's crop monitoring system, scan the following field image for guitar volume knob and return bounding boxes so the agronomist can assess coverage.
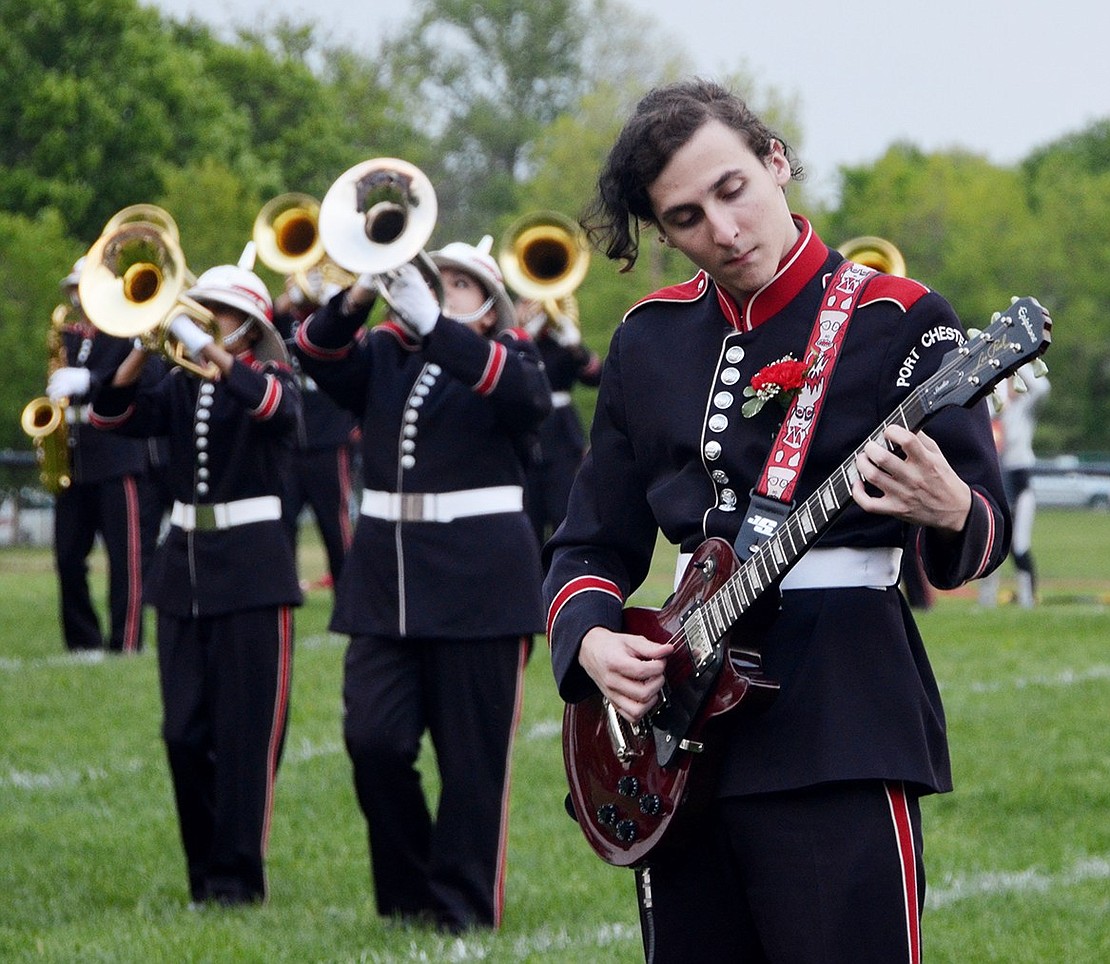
[617,775,640,797]
[639,793,663,816]
[615,819,638,843]
[596,803,619,827]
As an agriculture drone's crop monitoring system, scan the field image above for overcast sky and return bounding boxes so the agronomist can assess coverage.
[145,0,1107,200]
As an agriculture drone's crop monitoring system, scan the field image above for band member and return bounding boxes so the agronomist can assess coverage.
[516,295,603,545]
[45,258,149,653]
[979,361,1051,607]
[544,80,1011,962]
[91,261,302,906]
[294,238,550,932]
[273,279,356,592]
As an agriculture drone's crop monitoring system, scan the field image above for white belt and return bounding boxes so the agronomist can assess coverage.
[360,486,523,523]
[551,391,572,408]
[674,546,903,592]
[170,496,283,532]
[64,405,91,424]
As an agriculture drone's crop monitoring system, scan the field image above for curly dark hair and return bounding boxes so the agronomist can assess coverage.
[580,78,803,271]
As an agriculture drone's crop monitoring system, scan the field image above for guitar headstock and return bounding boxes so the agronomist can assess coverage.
[919,297,1052,414]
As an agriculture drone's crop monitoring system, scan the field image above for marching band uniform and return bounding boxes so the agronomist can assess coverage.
[48,263,149,654]
[273,301,355,590]
[295,242,550,931]
[545,218,1011,958]
[519,300,603,545]
[91,265,301,905]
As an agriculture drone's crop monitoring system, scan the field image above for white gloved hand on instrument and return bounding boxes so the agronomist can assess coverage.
[47,367,92,402]
[384,263,439,336]
[168,314,215,359]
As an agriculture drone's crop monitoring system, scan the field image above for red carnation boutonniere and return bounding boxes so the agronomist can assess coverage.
[742,354,812,418]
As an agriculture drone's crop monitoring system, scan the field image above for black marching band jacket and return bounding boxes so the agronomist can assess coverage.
[62,324,149,485]
[90,352,303,617]
[294,295,551,639]
[543,218,1011,799]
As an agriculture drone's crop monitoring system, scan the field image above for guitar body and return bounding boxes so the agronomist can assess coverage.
[562,538,779,867]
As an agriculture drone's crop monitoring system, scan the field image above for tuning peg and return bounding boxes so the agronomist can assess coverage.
[967,326,983,340]
[1010,295,1021,305]
[988,386,1006,413]
[1012,373,1028,394]
[1031,358,1049,379]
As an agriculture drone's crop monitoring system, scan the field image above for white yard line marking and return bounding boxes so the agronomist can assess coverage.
[928,855,1110,908]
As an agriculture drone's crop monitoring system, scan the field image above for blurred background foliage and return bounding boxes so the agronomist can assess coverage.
[3,0,1107,455]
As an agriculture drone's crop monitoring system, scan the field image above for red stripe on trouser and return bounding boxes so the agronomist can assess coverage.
[261,607,293,863]
[122,475,143,653]
[885,781,921,964]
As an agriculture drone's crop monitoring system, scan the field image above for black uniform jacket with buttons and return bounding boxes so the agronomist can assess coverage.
[273,309,356,452]
[534,334,602,463]
[543,218,1011,798]
[294,295,552,639]
[61,325,148,484]
[90,353,303,618]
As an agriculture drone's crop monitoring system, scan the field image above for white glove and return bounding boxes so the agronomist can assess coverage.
[47,366,92,402]
[168,314,215,359]
[551,311,581,348]
[384,263,439,336]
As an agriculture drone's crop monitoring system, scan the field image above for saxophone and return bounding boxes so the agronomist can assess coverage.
[20,304,73,493]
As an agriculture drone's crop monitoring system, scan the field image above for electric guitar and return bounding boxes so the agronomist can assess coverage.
[562,297,1052,867]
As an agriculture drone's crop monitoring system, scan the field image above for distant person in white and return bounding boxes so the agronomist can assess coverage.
[979,362,1050,608]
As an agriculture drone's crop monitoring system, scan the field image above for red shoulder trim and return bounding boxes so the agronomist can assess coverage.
[625,271,710,319]
[859,274,930,313]
[501,326,531,341]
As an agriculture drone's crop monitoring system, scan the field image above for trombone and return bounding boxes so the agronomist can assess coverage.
[316,157,444,318]
[498,211,590,333]
[78,206,221,378]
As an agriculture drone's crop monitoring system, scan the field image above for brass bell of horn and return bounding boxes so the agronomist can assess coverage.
[498,210,591,307]
[253,192,325,275]
[79,207,220,378]
[318,158,444,322]
[837,236,906,277]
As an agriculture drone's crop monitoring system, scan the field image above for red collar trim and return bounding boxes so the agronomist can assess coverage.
[716,216,828,332]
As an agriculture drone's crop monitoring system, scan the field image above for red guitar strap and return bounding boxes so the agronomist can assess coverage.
[734,260,877,559]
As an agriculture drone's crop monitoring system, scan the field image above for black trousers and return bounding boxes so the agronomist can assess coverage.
[637,781,925,963]
[53,474,145,652]
[157,606,294,903]
[283,445,354,584]
[342,633,528,930]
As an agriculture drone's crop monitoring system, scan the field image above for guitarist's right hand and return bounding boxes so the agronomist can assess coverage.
[578,627,672,723]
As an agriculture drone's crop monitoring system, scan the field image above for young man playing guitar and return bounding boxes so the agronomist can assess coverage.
[544,80,1017,963]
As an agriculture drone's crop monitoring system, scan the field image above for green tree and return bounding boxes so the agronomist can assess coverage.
[384,0,589,241]
[0,0,251,243]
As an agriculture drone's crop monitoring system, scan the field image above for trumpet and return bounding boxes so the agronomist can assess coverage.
[253,192,355,303]
[20,303,74,493]
[498,211,590,332]
[317,158,443,320]
[78,206,221,378]
[837,235,906,277]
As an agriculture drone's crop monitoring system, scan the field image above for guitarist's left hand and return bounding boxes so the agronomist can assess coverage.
[852,424,972,534]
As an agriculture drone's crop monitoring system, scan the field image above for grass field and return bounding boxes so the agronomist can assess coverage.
[1,508,1107,962]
